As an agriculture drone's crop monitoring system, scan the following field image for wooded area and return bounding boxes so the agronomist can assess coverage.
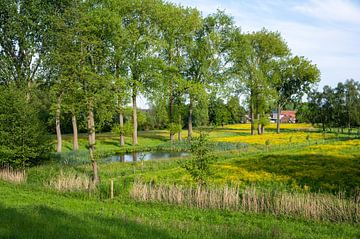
[1,0,359,181]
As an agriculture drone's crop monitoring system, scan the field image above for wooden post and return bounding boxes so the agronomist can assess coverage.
[110,179,114,199]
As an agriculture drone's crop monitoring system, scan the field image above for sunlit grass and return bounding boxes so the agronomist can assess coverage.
[214,131,332,145]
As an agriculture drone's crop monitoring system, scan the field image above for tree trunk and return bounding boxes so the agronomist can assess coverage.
[132,152,137,162]
[132,89,138,145]
[276,104,281,134]
[178,115,182,141]
[188,98,193,140]
[250,110,254,136]
[257,114,261,135]
[55,97,62,153]
[170,133,175,142]
[72,113,79,151]
[119,112,125,146]
[261,124,265,134]
[169,91,175,141]
[87,101,99,184]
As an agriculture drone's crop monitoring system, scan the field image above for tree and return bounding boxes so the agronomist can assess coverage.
[307,86,335,131]
[183,11,234,139]
[208,94,231,126]
[156,3,201,141]
[230,29,289,135]
[50,0,115,184]
[0,85,51,168]
[0,0,57,91]
[226,96,246,123]
[120,0,162,145]
[343,79,360,130]
[179,133,214,185]
[272,56,320,133]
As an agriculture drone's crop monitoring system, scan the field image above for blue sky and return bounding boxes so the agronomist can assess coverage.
[170,0,360,89]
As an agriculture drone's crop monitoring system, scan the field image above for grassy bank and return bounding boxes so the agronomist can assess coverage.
[1,181,359,239]
[1,124,359,238]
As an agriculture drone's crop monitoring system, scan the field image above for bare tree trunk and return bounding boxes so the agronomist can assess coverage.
[276,104,281,134]
[257,114,261,135]
[72,113,79,151]
[132,152,137,162]
[170,132,175,142]
[178,115,182,141]
[261,124,265,134]
[250,107,254,136]
[169,91,175,142]
[87,101,99,184]
[132,88,138,145]
[119,111,125,146]
[188,98,193,140]
[55,97,62,153]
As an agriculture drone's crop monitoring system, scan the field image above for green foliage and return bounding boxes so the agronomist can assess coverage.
[123,122,134,137]
[304,80,360,129]
[0,86,51,168]
[168,123,182,135]
[180,133,215,185]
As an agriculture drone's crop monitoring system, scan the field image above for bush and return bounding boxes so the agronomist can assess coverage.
[0,86,51,168]
[179,133,215,185]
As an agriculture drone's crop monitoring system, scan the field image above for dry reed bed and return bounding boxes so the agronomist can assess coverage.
[0,167,26,183]
[46,170,93,192]
[131,182,360,223]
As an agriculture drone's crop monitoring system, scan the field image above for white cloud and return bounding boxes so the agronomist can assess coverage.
[294,0,360,24]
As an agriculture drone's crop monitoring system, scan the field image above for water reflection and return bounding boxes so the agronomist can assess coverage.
[110,151,190,162]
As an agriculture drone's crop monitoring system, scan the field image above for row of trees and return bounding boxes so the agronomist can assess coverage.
[0,0,321,182]
[298,79,360,131]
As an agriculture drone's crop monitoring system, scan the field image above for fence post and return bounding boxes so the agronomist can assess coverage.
[110,179,114,199]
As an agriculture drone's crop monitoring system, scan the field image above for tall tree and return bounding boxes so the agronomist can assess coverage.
[49,0,114,184]
[230,29,289,135]
[272,56,320,133]
[117,0,162,145]
[183,11,234,139]
[156,3,201,141]
[0,0,57,90]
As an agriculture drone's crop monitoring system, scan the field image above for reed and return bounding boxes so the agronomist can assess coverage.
[0,167,26,183]
[46,170,93,192]
[131,182,360,223]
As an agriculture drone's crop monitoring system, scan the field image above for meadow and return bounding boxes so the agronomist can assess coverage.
[1,123,360,238]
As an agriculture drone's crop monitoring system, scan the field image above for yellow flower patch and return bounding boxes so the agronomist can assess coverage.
[215,132,330,145]
[223,123,314,130]
[214,164,290,183]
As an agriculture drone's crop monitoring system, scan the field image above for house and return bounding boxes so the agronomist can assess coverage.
[271,110,296,123]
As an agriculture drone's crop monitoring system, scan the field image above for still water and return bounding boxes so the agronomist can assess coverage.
[109,151,190,162]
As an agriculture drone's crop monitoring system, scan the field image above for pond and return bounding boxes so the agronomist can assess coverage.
[109,151,190,162]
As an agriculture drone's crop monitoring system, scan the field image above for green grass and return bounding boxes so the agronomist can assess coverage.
[1,181,359,239]
[1,125,360,238]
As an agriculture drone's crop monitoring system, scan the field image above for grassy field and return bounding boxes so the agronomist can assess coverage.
[1,123,360,238]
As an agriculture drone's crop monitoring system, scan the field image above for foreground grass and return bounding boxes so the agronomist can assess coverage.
[0,181,359,239]
[2,124,359,238]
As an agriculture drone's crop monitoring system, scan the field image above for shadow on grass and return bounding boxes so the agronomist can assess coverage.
[233,153,360,193]
[0,204,172,239]
[138,131,169,142]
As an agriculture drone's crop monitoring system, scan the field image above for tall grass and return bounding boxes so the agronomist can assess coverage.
[131,182,360,223]
[0,167,26,183]
[46,170,93,192]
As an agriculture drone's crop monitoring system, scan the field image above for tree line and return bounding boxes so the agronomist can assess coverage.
[298,79,360,132]
[1,0,324,182]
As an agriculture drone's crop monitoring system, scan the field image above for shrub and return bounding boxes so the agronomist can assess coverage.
[0,85,51,168]
[168,122,182,135]
[179,133,215,185]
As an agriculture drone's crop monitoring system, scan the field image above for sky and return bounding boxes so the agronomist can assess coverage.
[169,0,360,88]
